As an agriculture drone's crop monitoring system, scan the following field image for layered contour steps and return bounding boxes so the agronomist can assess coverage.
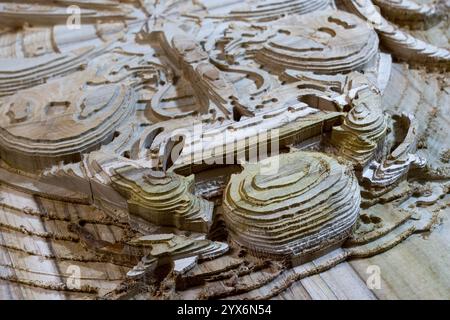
[223,151,361,264]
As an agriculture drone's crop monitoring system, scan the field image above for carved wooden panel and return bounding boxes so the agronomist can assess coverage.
[0,0,449,300]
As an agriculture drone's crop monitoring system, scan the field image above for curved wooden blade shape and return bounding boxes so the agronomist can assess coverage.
[344,0,450,68]
[372,0,442,24]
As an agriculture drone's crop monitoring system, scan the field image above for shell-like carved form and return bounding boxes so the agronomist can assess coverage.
[223,152,361,263]
[0,77,136,171]
[250,10,380,74]
[331,105,386,168]
[331,85,387,168]
[111,167,213,233]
